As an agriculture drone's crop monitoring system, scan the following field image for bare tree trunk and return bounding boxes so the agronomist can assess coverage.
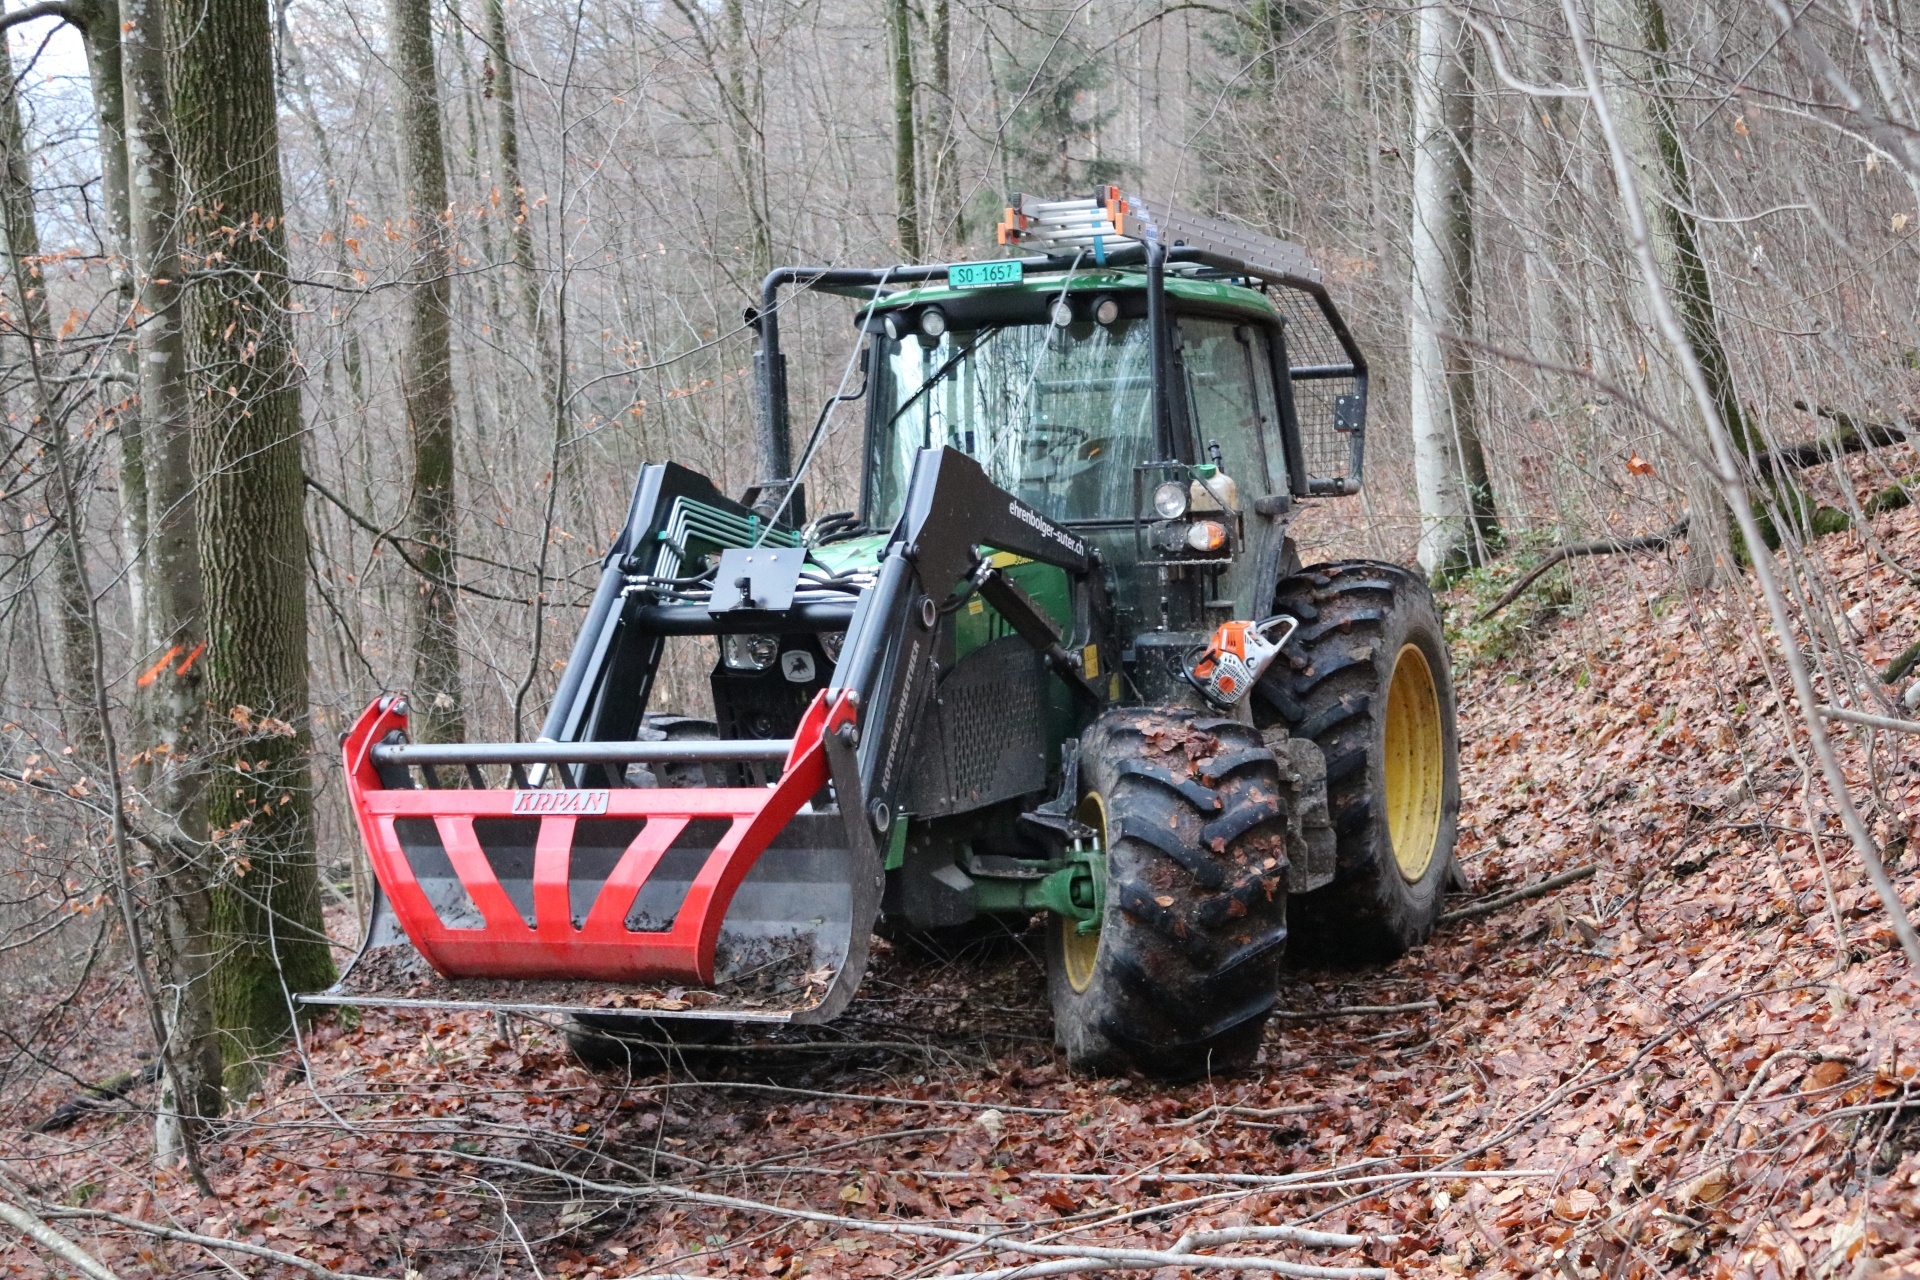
[74,0,149,655]
[1518,16,1572,370]
[927,0,961,247]
[390,0,464,744]
[120,0,224,1145]
[483,0,558,428]
[167,0,334,1090]
[1334,2,1369,237]
[889,0,920,260]
[1409,2,1498,581]
[0,49,100,762]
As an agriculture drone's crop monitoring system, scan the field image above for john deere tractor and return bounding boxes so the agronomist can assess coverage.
[320,191,1460,1080]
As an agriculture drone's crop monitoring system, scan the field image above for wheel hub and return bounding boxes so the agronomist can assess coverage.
[1060,794,1108,993]
[1384,643,1445,882]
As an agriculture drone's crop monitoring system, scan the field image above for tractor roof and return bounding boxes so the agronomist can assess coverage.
[865,267,1278,322]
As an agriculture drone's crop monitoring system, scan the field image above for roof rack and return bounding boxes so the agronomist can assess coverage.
[997,187,1321,289]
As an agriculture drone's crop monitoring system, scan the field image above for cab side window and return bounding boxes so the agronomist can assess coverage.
[1179,317,1284,497]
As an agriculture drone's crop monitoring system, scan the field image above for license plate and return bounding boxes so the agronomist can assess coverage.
[947,260,1023,289]
[511,789,610,815]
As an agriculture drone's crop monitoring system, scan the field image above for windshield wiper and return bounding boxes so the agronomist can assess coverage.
[884,326,1005,431]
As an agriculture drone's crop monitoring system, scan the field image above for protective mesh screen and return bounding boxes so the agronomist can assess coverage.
[1273,289,1361,484]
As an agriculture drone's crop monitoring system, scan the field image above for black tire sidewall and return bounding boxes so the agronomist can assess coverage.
[1045,710,1287,1080]
[1271,562,1460,964]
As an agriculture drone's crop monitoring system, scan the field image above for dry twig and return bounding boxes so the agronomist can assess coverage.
[1437,864,1597,923]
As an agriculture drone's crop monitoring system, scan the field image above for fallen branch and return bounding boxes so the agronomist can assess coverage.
[1883,639,1920,685]
[634,1079,1066,1116]
[0,1198,119,1280]
[1269,1001,1439,1022]
[458,1154,1392,1278]
[1776,402,1912,474]
[1169,1103,1326,1126]
[37,1206,380,1280]
[31,1060,161,1133]
[1474,521,1687,622]
[1818,705,1920,735]
[1438,865,1597,924]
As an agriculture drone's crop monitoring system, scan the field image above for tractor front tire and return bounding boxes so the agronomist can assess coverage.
[1259,560,1459,965]
[1047,708,1289,1080]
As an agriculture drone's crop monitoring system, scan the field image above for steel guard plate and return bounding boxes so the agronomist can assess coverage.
[340,691,856,986]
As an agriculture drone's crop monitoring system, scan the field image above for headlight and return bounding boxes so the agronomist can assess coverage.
[1093,294,1120,326]
[723,633,780,671]
[1153,481,1189,519]
[918,307,948,338]
[1187,521,1228,552]
[882,311,907,341]
[820,631,845,663]
[1050,299,1074,327]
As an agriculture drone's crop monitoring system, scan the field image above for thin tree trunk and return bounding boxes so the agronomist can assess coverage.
[483,0,555,417]
[0,50,99,761]
[1334,2,1368,237]
[1409,2,1498,581]
[74,0,148,655]
[719,0,772,278]
[119,0,224,1142]
[888,0,920,260]
[166,0,334,1090]
[1518,17,1571,370]
[927,0,961,248]
[390,0,464,745]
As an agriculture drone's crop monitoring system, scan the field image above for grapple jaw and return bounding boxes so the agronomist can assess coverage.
[309,691,883,1025]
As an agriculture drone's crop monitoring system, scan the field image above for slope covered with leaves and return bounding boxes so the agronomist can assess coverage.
[5,490,1920,1280]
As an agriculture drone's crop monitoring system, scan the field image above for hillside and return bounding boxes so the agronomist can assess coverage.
[6,488,1920,1279]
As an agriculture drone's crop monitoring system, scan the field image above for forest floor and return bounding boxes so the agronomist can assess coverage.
[7,472,1920,1279]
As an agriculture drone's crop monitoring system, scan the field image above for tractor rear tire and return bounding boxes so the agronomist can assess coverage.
[1258,560,1459,965]
[1046,708,1289,1080]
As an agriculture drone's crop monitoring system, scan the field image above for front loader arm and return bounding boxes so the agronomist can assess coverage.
[830,447,1102,838]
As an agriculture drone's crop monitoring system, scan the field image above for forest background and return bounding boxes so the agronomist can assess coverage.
[2,0,1920,1269]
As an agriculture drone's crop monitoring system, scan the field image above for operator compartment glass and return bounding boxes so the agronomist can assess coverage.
[866,316,1157,527]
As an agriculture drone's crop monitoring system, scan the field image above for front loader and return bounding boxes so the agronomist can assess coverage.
[313,191,1461,1079]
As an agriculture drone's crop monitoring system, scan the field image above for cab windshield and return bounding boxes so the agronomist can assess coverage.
[865,317,1157,527]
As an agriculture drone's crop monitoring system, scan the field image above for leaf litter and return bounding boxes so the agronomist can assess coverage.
[8,474,1920,1278]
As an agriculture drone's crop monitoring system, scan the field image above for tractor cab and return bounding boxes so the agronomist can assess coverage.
[861,269,1312,622]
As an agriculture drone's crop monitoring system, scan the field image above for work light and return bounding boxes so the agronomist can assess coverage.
[1152,481,1189,519]
[723,633,780,671]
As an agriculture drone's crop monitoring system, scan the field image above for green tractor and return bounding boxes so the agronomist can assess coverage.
[321,191,1460,1080]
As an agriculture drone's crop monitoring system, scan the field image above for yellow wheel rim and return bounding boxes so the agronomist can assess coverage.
[1384,643,1446,882]
[1060,793,1106,993]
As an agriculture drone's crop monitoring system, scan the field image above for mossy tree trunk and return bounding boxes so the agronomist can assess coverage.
[166,0,334,1089]
[888,0,920,260]
[391,0,464,744]
[1591,0,1787,579]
